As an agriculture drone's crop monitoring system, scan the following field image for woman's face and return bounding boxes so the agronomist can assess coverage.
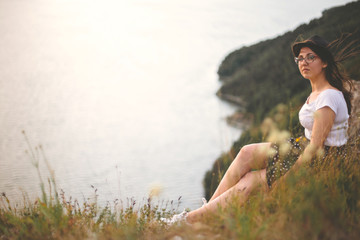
[297,47,327,80]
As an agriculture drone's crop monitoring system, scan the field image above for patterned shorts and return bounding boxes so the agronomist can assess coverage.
[266,137,346,188]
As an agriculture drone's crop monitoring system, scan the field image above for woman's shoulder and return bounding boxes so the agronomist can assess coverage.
[319,88,342,96]
[317,88,344,101]
[315,88,347,113]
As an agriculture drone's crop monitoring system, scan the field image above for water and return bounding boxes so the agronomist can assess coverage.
[0,0,352,209]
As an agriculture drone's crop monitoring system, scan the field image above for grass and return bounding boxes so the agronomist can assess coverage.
[1,134,360,239]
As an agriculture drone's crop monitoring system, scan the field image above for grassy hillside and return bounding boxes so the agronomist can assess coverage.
[1,138,359,239]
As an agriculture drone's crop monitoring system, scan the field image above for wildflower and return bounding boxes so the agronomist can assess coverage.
[267,129,290,143]
[267,147,277,158]
[316,148,325,158]
[149,183,163,198]
[261,118,276,136]
[302,143,317,163]
[279,142,291,156]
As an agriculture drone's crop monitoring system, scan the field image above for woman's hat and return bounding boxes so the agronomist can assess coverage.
[292,35,331,58]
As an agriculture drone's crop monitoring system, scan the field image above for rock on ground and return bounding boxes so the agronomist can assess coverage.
[348,80,360,144]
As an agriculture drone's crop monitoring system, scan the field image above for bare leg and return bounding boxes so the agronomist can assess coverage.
[187,169,267,223]
[209,143,271,202]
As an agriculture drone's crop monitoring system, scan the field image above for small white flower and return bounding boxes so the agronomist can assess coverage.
[149,183,163,198]
[279,142,291,156]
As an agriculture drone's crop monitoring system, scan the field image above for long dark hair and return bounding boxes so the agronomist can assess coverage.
[325,34,359,115]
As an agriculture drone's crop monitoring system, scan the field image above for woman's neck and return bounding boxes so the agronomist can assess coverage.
[309,75,332,93]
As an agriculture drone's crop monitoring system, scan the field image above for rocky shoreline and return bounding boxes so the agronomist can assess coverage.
[225,111,253,129]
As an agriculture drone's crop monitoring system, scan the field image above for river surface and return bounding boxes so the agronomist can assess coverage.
[0,0,352,209]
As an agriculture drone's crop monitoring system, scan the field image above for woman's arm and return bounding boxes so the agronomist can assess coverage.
[291,106,336,170]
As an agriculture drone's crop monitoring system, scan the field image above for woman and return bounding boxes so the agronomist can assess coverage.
[163,35,353,224]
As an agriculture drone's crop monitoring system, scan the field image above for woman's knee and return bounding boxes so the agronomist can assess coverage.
[235,143,270,169]
[227,145,254,181]
[234,144,255,166]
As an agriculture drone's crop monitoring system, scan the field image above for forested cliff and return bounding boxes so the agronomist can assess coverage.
[204,1,360,199]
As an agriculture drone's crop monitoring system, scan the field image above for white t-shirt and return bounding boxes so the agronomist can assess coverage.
[299,89,349,146]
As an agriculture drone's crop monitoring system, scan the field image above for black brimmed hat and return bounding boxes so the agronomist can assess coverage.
[292,35,332,60]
